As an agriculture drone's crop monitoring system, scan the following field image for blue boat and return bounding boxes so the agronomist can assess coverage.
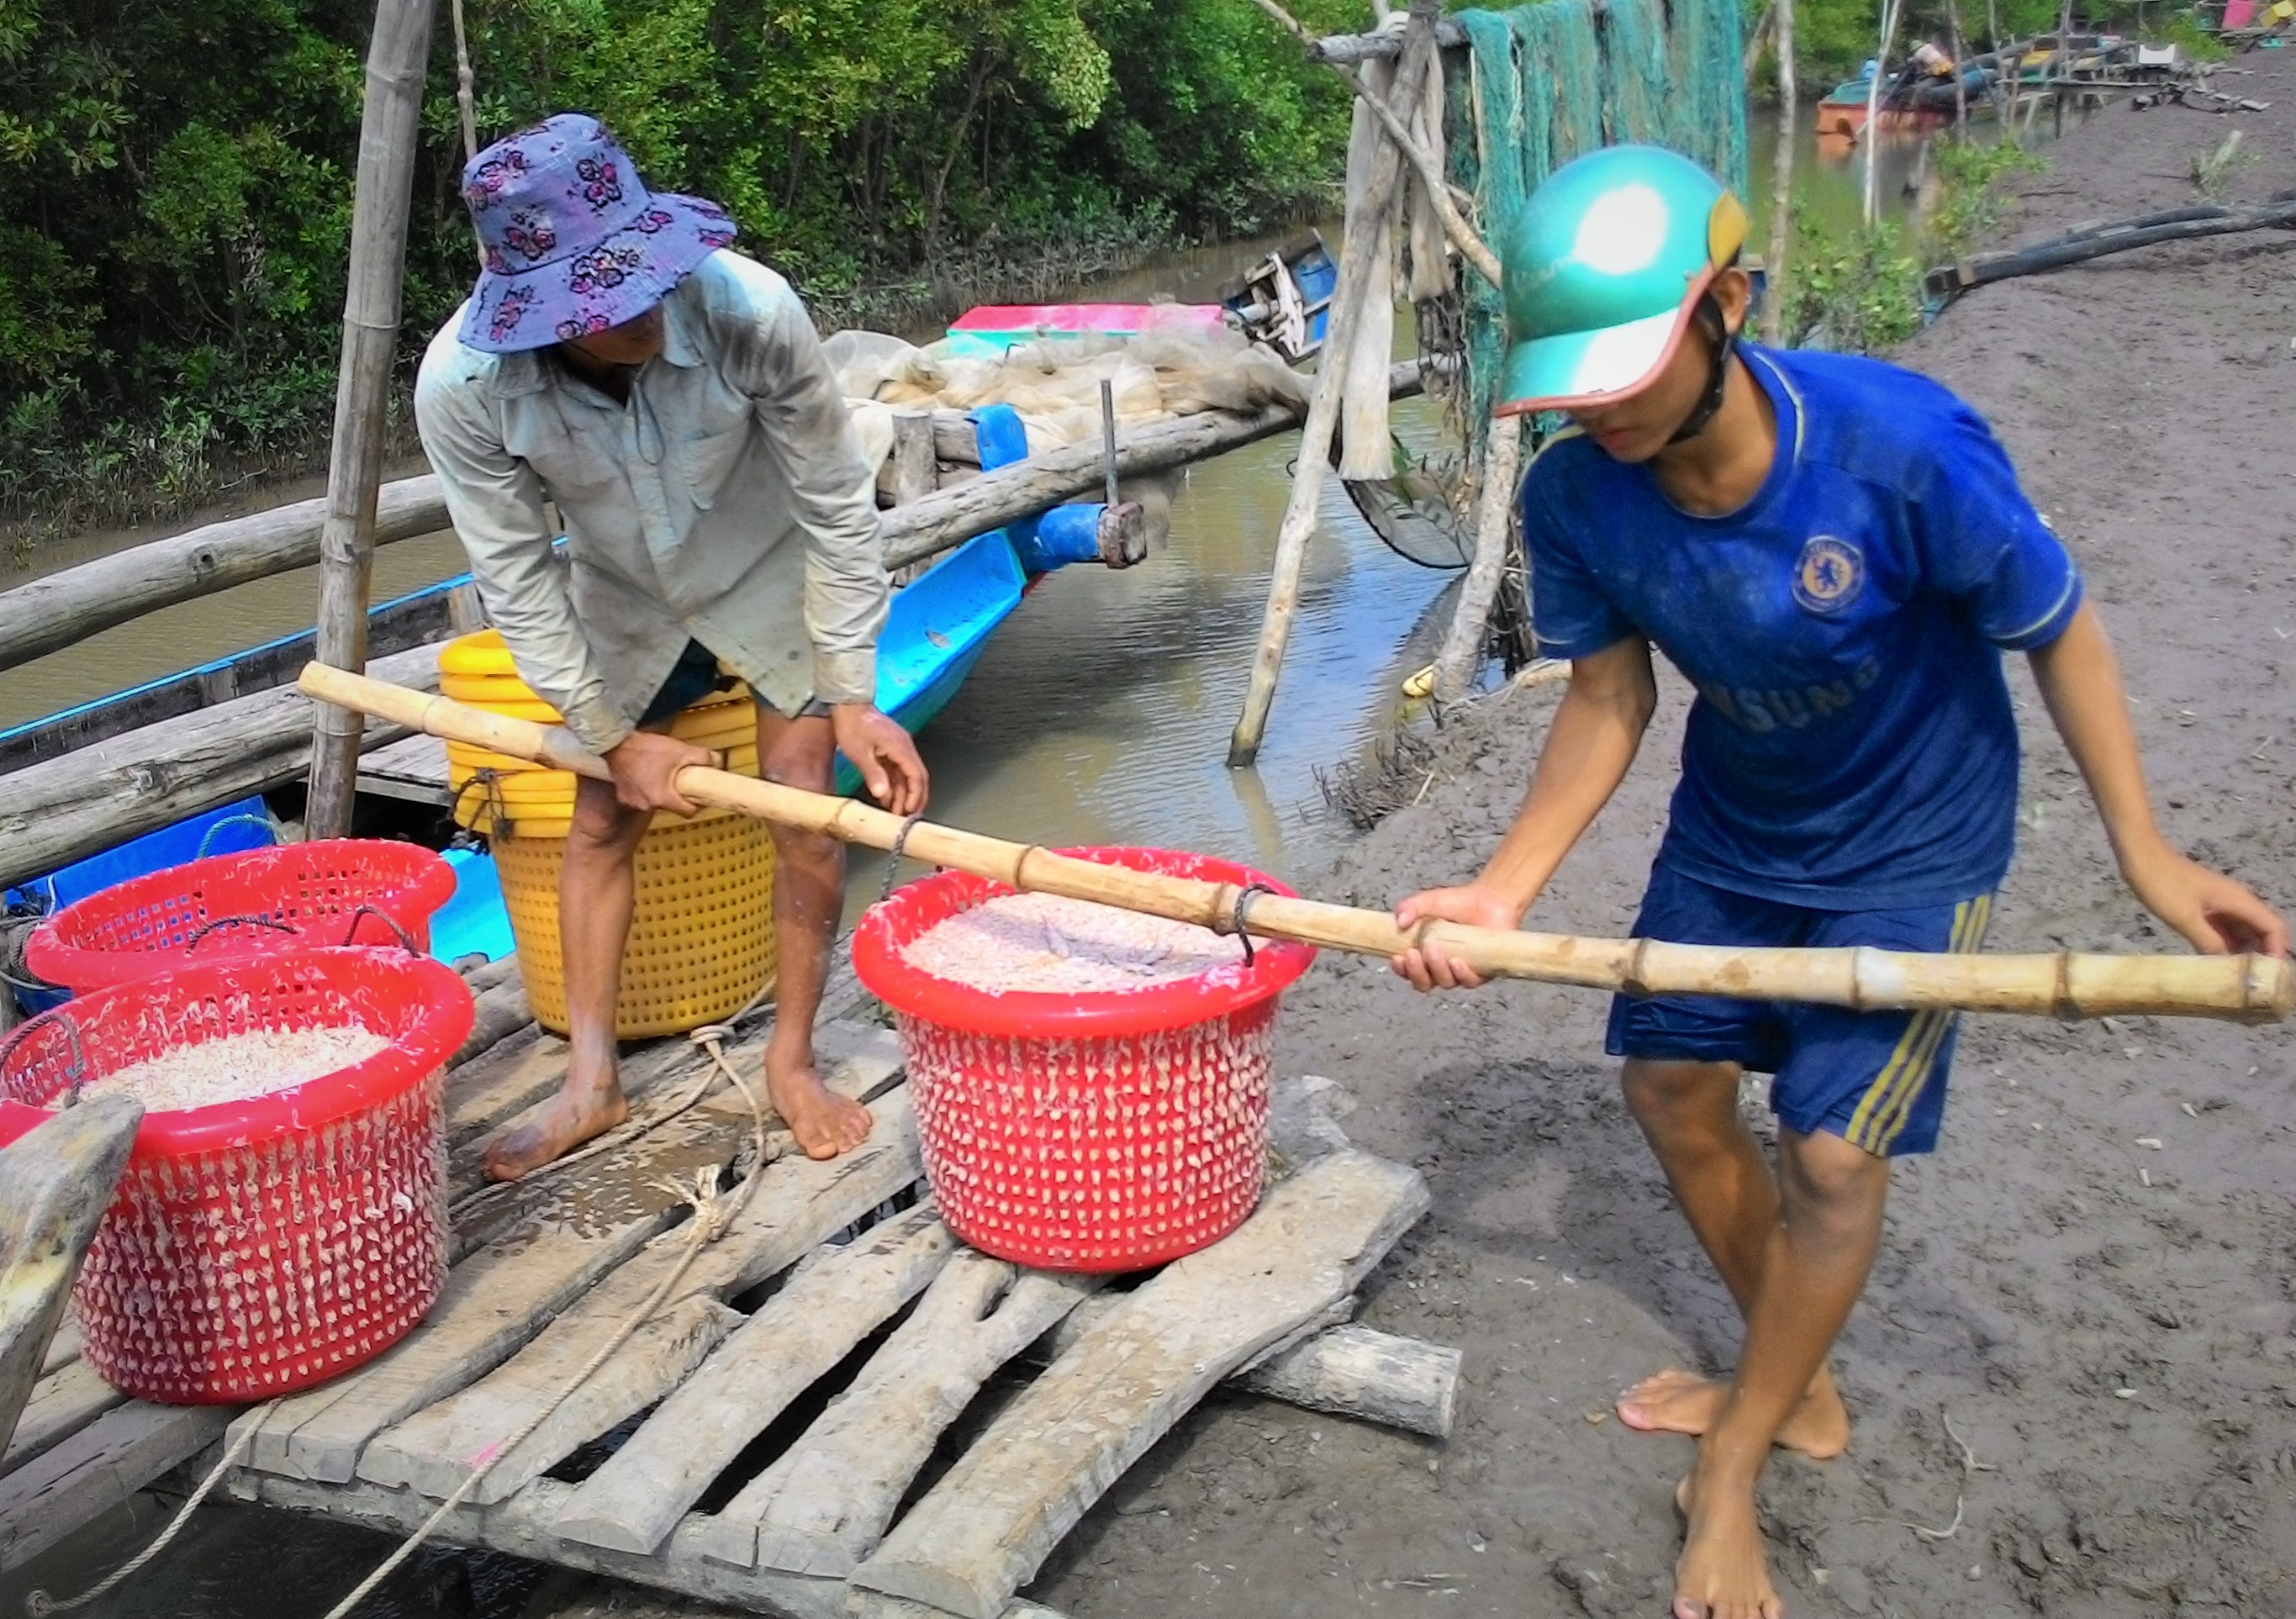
[832,528,1026,795]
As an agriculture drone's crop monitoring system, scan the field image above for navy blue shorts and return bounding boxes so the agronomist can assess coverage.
[637,641,831,726]
[1606,865,1993,1158]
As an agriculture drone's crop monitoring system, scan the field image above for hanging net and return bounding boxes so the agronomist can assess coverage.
[1443,0,1749,437]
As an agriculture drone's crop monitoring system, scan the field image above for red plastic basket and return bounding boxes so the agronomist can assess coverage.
[852,847,1316,1273]
[25,840,457,994]
[0,947,473,1404]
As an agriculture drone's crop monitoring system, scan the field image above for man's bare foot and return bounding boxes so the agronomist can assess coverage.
[1671,1471,1783,1619]
[765,1047,873,1159]
[483,1073,629,1181]
[1618,1367,1850,1460]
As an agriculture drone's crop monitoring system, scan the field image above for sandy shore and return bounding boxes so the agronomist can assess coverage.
[1028,51,2296,1619]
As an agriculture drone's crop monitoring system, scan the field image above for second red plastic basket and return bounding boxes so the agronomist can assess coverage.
[26,840,457,993]
[852,847,1316,1273]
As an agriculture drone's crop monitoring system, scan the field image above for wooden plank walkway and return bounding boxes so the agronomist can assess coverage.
[356,732,452,806]
[0,955,1457,1619]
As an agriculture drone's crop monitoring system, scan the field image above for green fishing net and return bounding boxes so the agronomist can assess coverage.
[1444,0,1749,439]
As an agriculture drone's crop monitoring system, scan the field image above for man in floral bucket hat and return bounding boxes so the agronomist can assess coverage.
[417,113,926,1179]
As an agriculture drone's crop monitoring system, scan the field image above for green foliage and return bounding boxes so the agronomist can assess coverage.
[0,0,1360,541]
[1780,203,1924,352]
[1780,136,2043,353]
[1927,135,2044,256]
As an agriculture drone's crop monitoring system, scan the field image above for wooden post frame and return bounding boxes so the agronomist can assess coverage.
[298,663,2295,1025]
[304,0,438,838]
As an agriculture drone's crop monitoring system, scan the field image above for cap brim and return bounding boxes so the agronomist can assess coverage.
[1495,305,1686,416]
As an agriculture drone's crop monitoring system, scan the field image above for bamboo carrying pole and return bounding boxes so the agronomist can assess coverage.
[300,663,2294,1024]
[304,0,438,838]
[1227,16,1429,767]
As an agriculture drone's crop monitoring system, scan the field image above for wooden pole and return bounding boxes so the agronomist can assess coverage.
[298,662,2296,1024]
[304,0,437,838]
[1248,0,1502,288]
[1947,0,1971,139]
[1432,414,1523,702]
[1864,0,1903,225]
[1760,0,1798,344]
[450,0,478,161]
[1228,18,1428,767]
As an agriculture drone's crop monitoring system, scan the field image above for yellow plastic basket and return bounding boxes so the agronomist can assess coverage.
[439,630,776,1038]
[494,809,776,1038]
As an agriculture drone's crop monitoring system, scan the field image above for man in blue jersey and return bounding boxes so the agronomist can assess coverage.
[1390,146,2284,1619]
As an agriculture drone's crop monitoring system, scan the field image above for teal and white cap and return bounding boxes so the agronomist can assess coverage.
[1496,145,1749,415]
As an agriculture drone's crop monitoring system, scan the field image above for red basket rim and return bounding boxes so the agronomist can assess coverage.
[24,840,457,990]
[852,846,1315,1039]
[0,947,474,1157]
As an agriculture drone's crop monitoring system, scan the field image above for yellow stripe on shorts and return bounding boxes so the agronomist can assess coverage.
[1844,895,1992,1153]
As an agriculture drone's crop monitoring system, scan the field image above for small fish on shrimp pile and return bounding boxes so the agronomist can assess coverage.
[902,893,1240,994]
[69,1025,391,1112]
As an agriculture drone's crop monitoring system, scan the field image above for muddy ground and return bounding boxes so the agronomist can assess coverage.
[1010,57,2296,1619]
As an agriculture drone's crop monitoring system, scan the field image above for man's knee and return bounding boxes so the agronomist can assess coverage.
[567,782,647,857]
[1620,1057,1738,1128]
[1778,1128,1890,1224]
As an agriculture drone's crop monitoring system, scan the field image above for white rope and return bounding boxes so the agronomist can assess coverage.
[318,1027,772,1619]
[450,981,774,1217]
[23,1399,282,1617]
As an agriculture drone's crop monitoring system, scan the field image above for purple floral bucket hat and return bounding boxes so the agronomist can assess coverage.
[457,113,737,353]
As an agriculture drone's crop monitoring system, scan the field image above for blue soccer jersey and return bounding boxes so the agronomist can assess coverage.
[1523,345,2082,910]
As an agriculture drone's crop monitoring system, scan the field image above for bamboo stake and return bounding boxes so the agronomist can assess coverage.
[1864,0,1903,225]
[1760,0,1797,345]
[1248,0,1503,288]
[304,0,438,838]
[1432,414,1523,702]
[450,0,478,162]
[1946,0,1971,140]
[298,663,2295,1024]
[1228,18,1428,767]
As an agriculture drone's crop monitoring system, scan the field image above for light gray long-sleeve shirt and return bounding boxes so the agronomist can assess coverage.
[414,250,887,753]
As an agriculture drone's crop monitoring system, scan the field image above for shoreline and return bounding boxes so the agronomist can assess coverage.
[1023,53,2296,1619]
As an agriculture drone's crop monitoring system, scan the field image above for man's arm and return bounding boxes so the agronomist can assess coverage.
[1392,634,1659,990]
[737,279,889,708]
[414,356,631,757]
[2028,600,2286,955]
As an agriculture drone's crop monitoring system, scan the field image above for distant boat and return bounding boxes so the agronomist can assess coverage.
[1815,66,1994,137]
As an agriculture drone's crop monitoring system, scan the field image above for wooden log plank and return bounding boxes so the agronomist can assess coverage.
[443,1027,564,1153]
[552,1204,958,1554]
[450,975,535,1069]
[1243,1322,1460,1438]
[0,1093,142,1460]
[850,1151,1429,1618]
[358,1086,924,1504]
[1,1361,126,1479]
[0,641,443,893]
[717,1253,1100,1577]
[446,1020,904,1245]
[0,581,465,778]
[0,1403,229,1571]
[36,1321,80,1380]
[879,358,1432,573]
[235,1471,1074,1619]
[230,1116,743,1485]
[0,476,449,677]
[311,1023,898,1479]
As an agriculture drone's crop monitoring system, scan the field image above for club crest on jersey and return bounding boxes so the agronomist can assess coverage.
[1792,535,1864,614]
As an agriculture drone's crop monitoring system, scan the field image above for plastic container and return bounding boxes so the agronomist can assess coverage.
[25,841,457,994]
[0,948,473,1403]
[435,629,775,1038]
[852,847,1316,1273]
